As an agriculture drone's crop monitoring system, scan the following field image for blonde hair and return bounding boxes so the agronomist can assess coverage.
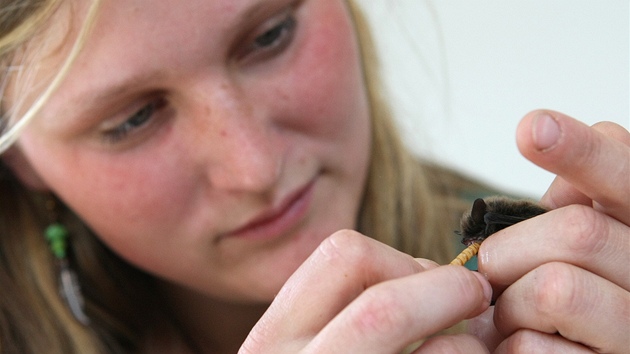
[347,1,472,261]
[0,1,483,352]
[0,1,153,353]
[0,0,100,153]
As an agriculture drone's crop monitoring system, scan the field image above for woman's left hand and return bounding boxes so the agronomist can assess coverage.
[470,110,630,353]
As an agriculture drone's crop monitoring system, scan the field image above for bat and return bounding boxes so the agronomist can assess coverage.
[450,196,548,266]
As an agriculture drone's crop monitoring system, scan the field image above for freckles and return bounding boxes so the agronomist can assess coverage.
[278,88,290,103]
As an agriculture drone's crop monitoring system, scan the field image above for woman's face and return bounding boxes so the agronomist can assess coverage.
[11,0,371,301]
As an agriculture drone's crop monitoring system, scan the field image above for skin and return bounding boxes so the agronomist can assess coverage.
[13,0,373,300]
[242,111,630,354]
[4,0,629,353]
[473,111,630,353]
[9,0,373,351]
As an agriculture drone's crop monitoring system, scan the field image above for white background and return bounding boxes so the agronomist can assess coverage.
[356,0,629,198]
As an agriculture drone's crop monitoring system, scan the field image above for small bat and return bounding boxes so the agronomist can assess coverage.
[450,197,548,266]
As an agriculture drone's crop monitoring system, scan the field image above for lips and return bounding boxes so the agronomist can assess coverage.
[221,179,315,241]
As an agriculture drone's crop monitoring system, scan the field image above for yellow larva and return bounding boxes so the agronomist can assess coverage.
[450,242,481,266]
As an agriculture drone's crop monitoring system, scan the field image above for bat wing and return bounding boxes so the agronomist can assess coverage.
[483,212,529,226]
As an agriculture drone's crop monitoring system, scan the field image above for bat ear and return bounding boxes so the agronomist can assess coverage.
[471,198,487,225]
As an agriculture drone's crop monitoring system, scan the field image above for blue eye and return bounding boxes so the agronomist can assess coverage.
[102,98,166,144]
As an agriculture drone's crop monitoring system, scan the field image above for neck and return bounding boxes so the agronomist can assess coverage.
[150,284,269,354]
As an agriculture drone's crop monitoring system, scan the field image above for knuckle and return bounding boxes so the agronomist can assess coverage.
[316,229,372,267]
[531,263,580,318]
[559,205,608,257]
[350,285,410,336]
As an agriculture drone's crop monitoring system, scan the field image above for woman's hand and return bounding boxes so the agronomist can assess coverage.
[473,110,630,353]
[240,231,491,353]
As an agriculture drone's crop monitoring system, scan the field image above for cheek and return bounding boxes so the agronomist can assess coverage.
[23,138,196,258]
[79,157,188,226]
[275,1,370,141]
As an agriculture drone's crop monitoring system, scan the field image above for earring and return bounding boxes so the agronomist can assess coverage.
[44,198,90,325]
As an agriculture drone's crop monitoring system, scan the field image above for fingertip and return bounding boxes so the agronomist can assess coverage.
[471,271,493,307]
[532,112,562,151]
[516,110,565,157]
[516,109,595,172]
[450,264,494,314]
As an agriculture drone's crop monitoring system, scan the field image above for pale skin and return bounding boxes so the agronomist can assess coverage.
[2,0,629,353]
[241,112,630,354]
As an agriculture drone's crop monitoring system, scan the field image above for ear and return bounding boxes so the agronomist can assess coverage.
[1,147,49,191]
[470,198,487,226]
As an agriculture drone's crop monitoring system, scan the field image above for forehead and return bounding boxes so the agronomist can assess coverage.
[5,0,277,130]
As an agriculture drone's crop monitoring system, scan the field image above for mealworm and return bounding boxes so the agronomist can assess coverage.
[450,242,481,266]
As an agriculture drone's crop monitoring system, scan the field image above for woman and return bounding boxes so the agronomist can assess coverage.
[0,0,628,353]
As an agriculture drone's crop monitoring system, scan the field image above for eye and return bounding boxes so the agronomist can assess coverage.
[100,97,167,144]
[237,11,297,63]
[254,14,296,49]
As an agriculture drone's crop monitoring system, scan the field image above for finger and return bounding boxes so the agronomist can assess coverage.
[540,121,630,210]
[592,121,630,147]
[539,175,593,210]
[516,110,630,224]
[240,230,436,353]
[467,307,504,352]
[303,266,492,353]
[478,205,630,292]
[494,329,596,354]
[414,333,489,354]
[492,263,630,353]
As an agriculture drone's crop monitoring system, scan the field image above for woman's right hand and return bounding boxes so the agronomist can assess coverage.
[239,230,491,353]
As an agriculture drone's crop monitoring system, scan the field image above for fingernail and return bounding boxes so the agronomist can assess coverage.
[533,113,561,151]
[472,272,493,305]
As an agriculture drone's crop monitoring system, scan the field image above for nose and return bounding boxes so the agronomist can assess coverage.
[186,78,283,194]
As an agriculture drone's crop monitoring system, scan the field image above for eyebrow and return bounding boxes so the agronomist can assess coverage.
[62,71,164,123]
[87,72,162,105]
[64,0,292,117]
[79,0,284,95]
[236,0,291,29]
[50,70,166,134]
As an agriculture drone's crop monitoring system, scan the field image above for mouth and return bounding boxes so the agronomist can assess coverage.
[219,178,316,242]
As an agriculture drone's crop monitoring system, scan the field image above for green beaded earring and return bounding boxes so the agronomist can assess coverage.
[44,204,90,325]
